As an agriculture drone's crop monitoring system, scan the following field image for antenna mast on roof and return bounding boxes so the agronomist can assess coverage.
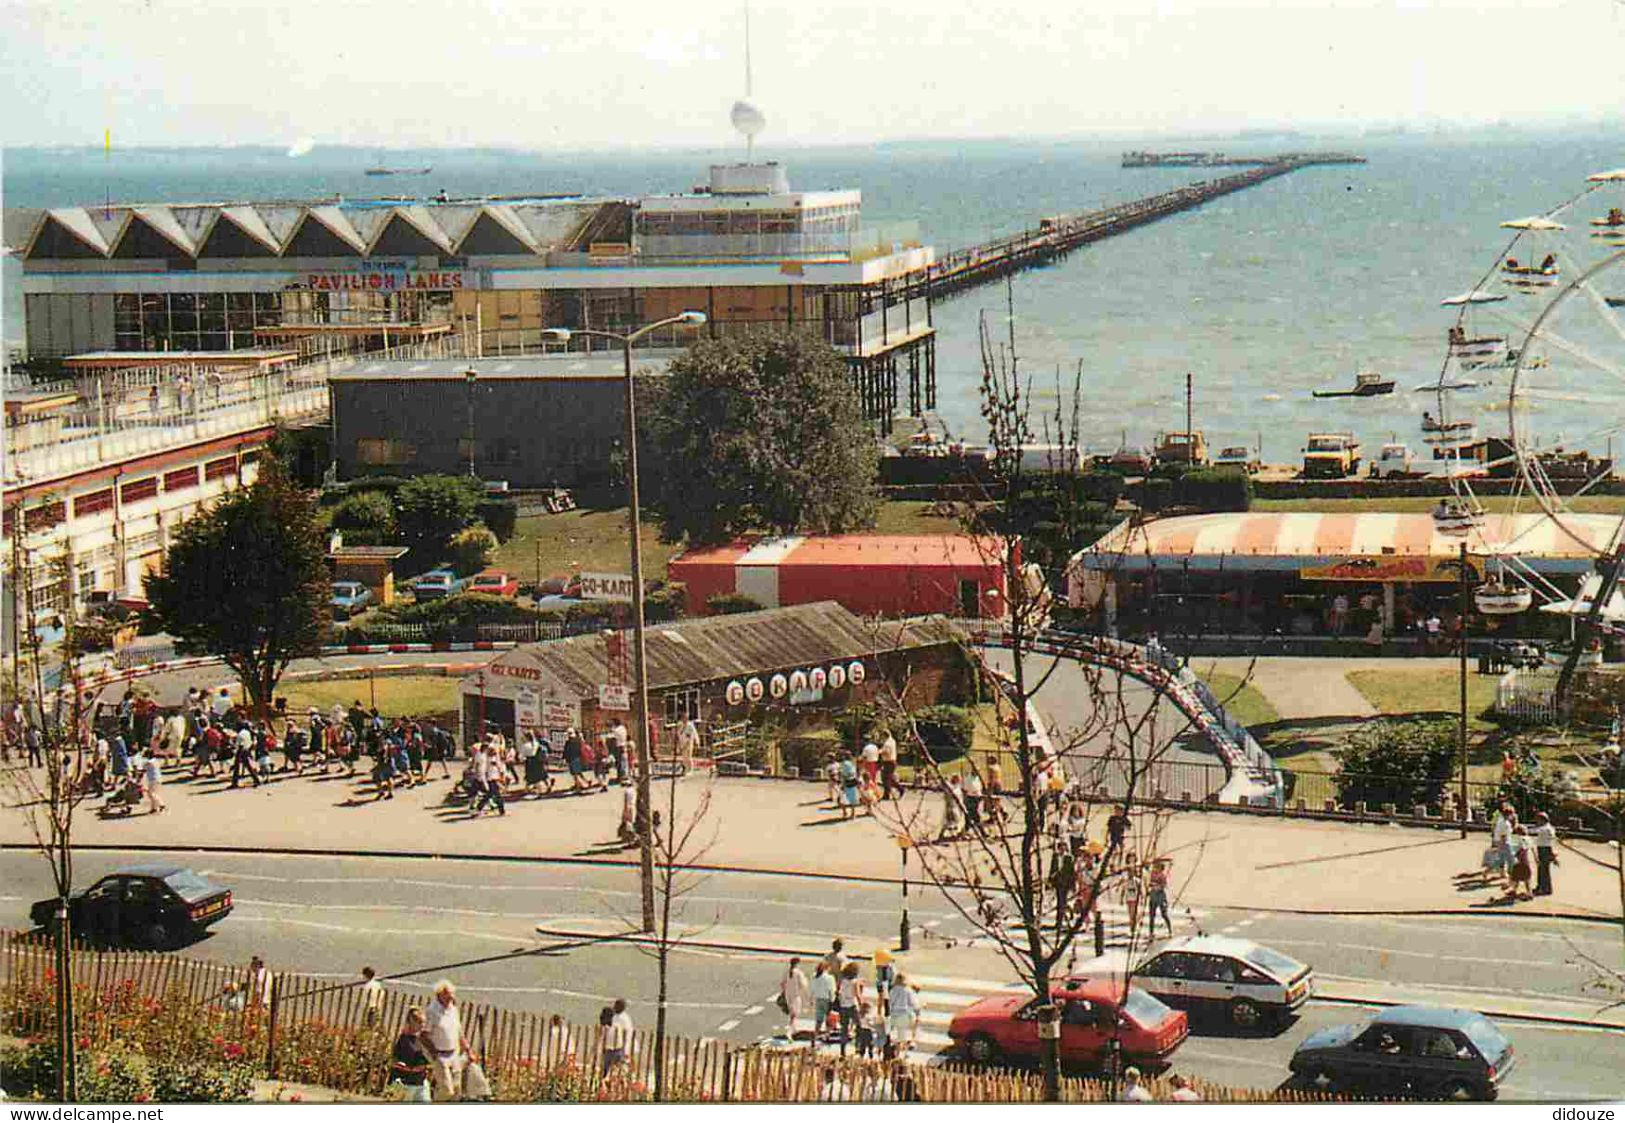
[729,2,765,161]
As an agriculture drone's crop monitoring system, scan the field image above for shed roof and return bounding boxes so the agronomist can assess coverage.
[489,601,958,697]
[673,534,1004,570]
[330,352,680,382]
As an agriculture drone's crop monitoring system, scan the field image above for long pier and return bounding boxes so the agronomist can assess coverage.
[910,156,1357,301]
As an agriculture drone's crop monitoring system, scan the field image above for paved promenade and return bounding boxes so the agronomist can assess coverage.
[8,767,1620,923]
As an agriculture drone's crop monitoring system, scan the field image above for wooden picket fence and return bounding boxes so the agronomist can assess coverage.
[1,931,1342,1103]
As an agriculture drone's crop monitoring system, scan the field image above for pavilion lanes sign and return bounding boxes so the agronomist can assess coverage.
[297,269,468,292]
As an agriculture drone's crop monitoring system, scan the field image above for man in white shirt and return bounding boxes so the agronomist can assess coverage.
[211,688,233,720]
[359,965,383,1024]
[878,732,901,800]
[142,753,165,814]
[1533,811,1558,896]
[860,739,880,786]
[961,767,985,832]
[601,998,633,1076]
[608,720,630,783]
[422,979,467,1100]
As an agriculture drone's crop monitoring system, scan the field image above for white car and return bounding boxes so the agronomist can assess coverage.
[1071,934,1313,1030]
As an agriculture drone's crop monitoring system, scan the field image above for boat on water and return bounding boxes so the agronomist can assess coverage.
[1415,378,1479,393]
[364,166,433,176]
[1312,369,1394,398]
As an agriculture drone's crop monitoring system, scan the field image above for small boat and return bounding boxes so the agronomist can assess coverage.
[1446,326,1508,357]
[1414,378,1479,392]
[364,166,433,176]
[1313,369,1395,398]
[1421,412,1475,434]
[1476,581,1533,615]
[1432,498,1484,536]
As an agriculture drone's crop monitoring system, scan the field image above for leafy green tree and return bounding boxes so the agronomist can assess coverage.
[445,523,497,574]
[395,474,482,558]
[1333,718,1458,809]
[144,458,327,715]
[330,491,398,540]
[648,331,879,544]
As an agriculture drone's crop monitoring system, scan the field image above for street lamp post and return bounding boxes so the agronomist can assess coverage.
[895,833,912,951]
[542,311,706,932]
[1439,542,1475,838]
[463,366,478,479]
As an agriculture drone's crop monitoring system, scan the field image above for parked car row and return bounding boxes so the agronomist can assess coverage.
[948,935,1515,1101]
[330,568,536,619]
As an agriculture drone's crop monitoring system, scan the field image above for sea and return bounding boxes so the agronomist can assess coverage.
[5,129,1624,462]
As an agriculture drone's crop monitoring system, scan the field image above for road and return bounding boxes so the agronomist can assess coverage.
[3,849,1620,1101]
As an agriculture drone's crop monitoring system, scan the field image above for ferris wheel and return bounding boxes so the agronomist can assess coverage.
[1425,166,1625,628]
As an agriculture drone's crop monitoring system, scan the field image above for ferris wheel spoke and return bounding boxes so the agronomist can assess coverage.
[1571,268,1625,348]
[1521,320,1625,384]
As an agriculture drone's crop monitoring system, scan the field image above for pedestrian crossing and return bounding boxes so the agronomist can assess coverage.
[931,902,1210,954]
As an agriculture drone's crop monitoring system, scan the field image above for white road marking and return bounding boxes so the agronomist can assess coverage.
[763,992,781,1004]
[1236,917,1257,927]
[743,1005,764,1016]
[716,1019,740,1032]
[1268,938,1567,969]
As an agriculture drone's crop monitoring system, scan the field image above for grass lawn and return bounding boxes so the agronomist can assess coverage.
[278,675,462,720]
[490,508,682,584]
[490,500,971,585]
[1254,495,1625,514]
[1195,670,1280,730]
[1344,667,1501,731]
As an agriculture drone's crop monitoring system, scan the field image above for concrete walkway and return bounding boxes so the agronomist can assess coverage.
[1195,656,1382,721]
[9,766,1620,924]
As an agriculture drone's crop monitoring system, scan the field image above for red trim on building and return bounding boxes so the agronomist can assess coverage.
[2,427,274,506]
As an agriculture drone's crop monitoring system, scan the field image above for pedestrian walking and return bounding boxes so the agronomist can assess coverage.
[810,963,836,1043]
[878,730,901,799]
[617,776,639,845]
[423,979,468,1100]
[1507,825,1535,900]
[838,753,861,820]
[860,737,880,785]
[836,962,864,1055]
[361,965,384,1025]
[779,956,811,1038]
[607,720,630,784]
[390,1007,433,1102]
[1485,804,1514,880]
[856,998,880,1058]
[1533,811,1558,896]
[600,998,633,1077]
[142,752,165,814]
[884,973,920,1055]
[962,766,985,832]
[940,775,965,839]
[562,727,593,793]
[1147,857,1174,935]
[1168,1073,1202,1102]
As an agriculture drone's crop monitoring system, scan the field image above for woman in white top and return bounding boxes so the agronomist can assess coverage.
[779,956,811,1038]
[836,963,865,1056]
[885,974,920,1054]
[809,963,837,1041]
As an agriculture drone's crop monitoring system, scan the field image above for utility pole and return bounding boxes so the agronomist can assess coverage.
[1185,371,1193,440]
[1458,541,1470,838]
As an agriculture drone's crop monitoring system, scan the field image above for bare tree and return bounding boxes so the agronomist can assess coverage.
[3,520,94,1101]
[866,300,1208,1100]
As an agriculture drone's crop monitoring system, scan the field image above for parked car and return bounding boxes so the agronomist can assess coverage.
[1109,446,1156,474]
[1289,1006,1515,1101]
[411,569,464,602]
[1213,446,1262,473]
[1074,936,1313,1029]
[330,580,373,619]
[948,976,1188,1070]
[468,570,519,598]
[31,865,232,949]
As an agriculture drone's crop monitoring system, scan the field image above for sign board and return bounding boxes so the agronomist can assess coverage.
[1300,556,1481,584]
[598,684,632,711]
[542,699,578,729]
[581,572,637,603]
[298,269,468,292]
[515,687,540,730]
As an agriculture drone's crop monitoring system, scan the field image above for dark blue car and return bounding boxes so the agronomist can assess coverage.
[1289,1006,1515,1101]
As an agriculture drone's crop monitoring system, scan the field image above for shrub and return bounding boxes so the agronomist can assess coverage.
[907,704,974,764]
[1333,718,1457,809]
[645,581,686,623]
[1176,467,1252,513]
[331,491,398,538]
[477,499,519,543]
[396,475,482,557]
[833,702,885,746]
[386,592,539,629]
[707,592,764,616]
[149,1055,257,1103]
[446,524,498,575]
[1136,476,1175,513]
[80,1043,157,1103]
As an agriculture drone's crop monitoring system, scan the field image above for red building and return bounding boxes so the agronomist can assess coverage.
[668,535,1011,619]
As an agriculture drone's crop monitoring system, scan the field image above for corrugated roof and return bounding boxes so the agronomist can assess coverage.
[675,535,1003,569]
[500,601,959,697]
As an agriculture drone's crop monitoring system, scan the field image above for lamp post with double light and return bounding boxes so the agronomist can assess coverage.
[541,311,706,931]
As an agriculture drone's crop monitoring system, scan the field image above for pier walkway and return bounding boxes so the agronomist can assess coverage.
[913,156,1357,301]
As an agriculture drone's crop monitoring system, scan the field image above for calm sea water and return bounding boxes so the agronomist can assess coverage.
[6,131,1624,460]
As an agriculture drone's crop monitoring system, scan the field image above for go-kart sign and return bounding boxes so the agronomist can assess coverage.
[580,572,636,602]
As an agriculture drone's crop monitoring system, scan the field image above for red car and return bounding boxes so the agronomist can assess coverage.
[947,977,1188,1070]
[468,570,519,598]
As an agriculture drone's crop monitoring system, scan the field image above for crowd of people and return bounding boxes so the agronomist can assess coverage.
[1480,802,1562,900]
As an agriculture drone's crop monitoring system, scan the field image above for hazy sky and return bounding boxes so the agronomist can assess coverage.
[3,0,1623,150]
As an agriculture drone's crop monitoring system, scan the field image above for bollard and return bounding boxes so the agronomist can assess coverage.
[1413,804,1428,820]
[1094,912,1106,957]
[1323,798,1336,813]
[1382,802,1397,817]
[1355,801,1368,816]
[1204,792,1220,806]
[1180,790,1193,803]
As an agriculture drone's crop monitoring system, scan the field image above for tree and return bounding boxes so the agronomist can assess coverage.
[330,491,398,539]
[2,529,91,1101]
[395,474,482,559]
[144,456,327,716]
[648,331,879,545]
[869,301,1199,1101]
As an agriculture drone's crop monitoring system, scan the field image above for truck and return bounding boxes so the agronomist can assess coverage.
[1370,442,1485,480]
[1155,430,1209,467]
[1301,432,1361,479]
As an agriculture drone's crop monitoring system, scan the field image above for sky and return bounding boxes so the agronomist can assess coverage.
[2,0,1623,151]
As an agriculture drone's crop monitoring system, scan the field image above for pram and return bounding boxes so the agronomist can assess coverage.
[103,777,144,817]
